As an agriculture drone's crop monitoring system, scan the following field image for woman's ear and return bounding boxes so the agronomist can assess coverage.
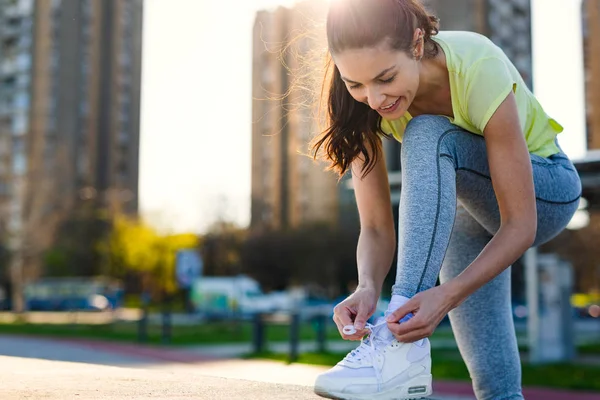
[413,28,424,60]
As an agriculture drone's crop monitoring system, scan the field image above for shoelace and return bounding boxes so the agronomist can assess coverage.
[342,319,389,364]
[342,319,390,391]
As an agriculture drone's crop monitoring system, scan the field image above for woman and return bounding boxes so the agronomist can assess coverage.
[310,0,581,399]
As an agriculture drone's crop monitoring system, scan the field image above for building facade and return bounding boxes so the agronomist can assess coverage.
[251,1,341,230]
[583,0,600,150]
[0,0,143,284]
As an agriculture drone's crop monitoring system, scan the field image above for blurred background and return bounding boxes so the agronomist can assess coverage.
[0,0,599,395]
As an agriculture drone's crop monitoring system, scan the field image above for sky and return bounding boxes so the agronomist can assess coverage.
[139,0,587,234]
[139,0,299,234]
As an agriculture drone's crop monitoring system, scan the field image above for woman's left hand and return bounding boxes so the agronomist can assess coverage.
[385,284,462,343]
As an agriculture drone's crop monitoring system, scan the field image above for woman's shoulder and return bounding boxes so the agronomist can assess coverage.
[434,31,509,71]
[435,30,497,48]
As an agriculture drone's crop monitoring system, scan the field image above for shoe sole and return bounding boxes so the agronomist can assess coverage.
[314,374,433,400]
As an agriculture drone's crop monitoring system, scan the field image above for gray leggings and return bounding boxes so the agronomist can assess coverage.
[391,115,581,400]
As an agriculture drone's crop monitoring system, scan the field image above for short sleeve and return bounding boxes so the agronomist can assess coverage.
[379,115,410,142]
[464,57,516,132]
[380,118,394,136]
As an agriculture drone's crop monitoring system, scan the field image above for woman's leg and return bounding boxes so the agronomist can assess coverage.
[439,207,522,400]
[390,115,581,400]
[391,114,581,296]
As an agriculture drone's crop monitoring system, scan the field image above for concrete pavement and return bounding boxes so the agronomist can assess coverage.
[0,335,474,399]
[1,335,599,399]
[0,356,320,400]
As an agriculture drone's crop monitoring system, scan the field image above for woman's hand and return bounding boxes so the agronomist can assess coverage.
[333,286,380,341]
[385,284,461,343]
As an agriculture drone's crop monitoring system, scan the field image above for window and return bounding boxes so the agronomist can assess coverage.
[2,77,16,90]
[7,18,21,28]
[16,73,29,87]
[117,130,129,145]
[12,139,26,175]
[12,112,27,134]
[3,37,17,51]
[79,99,89,116]
[14,92,29,109]
[18,0,33,14]
[3,96,14,110]
[117,159,128,175]
[120,51,132,68]
[47,114,56,132]
[0,182,9,196]
[9,211,22,232]
[261,68,275,85]
[76,153,88,178]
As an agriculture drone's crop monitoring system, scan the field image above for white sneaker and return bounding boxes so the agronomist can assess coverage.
[314,318,432,400]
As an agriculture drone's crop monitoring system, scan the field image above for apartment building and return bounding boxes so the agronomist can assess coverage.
[0,0,143,281]
[251,1,342,230]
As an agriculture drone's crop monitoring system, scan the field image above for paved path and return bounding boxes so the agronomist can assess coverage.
[0,335,472,399]
[0,356,476,400]
[1,335,599,400]
[0,356,321,400]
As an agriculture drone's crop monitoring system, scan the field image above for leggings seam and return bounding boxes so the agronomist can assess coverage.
[456,167,582,205]
[415,129,580,294]
[531,159,577,171]
[416,129,463,293]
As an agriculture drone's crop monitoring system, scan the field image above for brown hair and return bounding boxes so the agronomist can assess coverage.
[311,0,439,177]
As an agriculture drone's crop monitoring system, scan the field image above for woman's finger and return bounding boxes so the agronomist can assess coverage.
[394,327,432,343]
[333,312,362,340]
[332,314,344,337]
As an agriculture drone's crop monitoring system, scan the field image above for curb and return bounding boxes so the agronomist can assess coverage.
[55,337,223,363]
[432,381,600,400]
[0,334,223,364]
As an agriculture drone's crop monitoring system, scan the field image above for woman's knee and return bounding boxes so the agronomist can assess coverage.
[402,115,461,153]
[404,115,453,138]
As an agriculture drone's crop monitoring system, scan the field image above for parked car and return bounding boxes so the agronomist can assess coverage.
[24,277,123,311]
[190,275,277,319]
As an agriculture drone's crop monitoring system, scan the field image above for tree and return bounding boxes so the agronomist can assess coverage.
[241,223,359,296]
[43,205,110,277]
[100,215,198,298]
[540,209,600,293]
[199,221,247,277]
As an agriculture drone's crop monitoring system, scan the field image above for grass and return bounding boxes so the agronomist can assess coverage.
[247,350,600,392]
[579,342,600,355]
[0,319,461,346]
[0,319,346,346]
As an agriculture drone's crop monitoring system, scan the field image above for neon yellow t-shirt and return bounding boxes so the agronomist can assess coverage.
[380,31,562,158]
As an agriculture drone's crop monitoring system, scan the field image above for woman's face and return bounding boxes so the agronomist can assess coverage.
[333,41,421,120]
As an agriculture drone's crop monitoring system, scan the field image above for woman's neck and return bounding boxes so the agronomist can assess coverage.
[410,49,452,116]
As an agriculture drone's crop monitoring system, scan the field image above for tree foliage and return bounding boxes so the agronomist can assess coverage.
[240,223,359,297]
[99,215,198,297]
[197,221,360,298]
[43,207,109,277]
[199,221,247,277]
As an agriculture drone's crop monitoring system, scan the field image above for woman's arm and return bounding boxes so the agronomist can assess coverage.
[332,137,397,337]
[351,138,397,295]
[445,91,536,305]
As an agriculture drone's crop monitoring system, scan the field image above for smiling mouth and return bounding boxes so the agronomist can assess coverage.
[380,98,399,110]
